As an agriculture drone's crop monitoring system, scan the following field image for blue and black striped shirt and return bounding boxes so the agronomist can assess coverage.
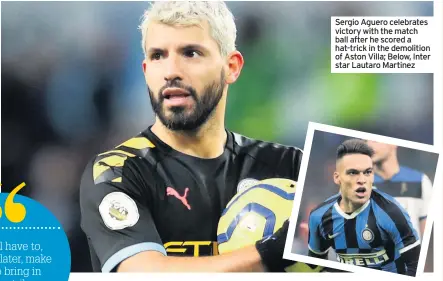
[308,189,420,274]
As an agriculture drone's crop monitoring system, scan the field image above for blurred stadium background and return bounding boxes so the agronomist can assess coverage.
[292,130,438,271]
[1,1,434,272]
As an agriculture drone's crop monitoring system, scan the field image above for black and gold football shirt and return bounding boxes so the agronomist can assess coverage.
[80,126,302,272]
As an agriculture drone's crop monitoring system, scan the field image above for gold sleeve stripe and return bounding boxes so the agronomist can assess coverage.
[93,136,155,185]
[93,165,111,182]
[93,154,127,181]
[111,177,122,183]
[98,154,127,167]
[118,137,155,150]
[98,149,136,157]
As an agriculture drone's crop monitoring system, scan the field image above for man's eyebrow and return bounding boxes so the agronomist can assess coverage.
[345,168,373,173]
[178,44,210,53]
[146,47,164,54]
[346,168,359,173]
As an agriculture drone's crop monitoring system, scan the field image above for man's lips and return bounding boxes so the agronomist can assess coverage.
[355,187,367,198]
[162,88,190,99]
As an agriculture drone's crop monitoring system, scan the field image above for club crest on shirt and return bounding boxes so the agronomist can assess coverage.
[237,178,259,193]
[99,192,140,230]
[109,200,128,221]
[362,228,374,242]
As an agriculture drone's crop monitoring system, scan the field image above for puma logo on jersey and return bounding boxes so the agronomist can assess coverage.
[167,187,191,210]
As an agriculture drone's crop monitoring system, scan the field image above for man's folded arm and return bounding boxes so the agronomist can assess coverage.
[117,245,265,272]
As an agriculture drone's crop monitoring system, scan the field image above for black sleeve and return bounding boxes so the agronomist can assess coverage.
[400,244,421,276]
[80,156,164,272]
[291,147,303,181]
[266,145,303,182]
[308,250,346,273]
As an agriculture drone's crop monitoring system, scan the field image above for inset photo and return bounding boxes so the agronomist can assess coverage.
[284,122,441,277]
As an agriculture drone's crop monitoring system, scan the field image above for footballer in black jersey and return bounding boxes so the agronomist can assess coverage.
[80,127,302,272]
[80,1,301,272]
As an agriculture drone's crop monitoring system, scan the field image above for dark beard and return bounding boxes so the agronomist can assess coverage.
[148,70,225,132]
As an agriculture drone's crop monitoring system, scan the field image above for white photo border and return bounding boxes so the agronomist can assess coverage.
[283,122,442,278]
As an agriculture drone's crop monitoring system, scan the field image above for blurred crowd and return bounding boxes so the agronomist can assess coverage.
[1,1,434,272]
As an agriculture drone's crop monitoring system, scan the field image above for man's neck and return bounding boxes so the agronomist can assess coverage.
[339,197,363,214]
[151,118,227,159]
[374,156,400,180]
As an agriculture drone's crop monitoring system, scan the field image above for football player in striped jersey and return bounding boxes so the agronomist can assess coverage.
[308,139,420,276]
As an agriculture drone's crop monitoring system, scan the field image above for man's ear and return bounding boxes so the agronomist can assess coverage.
[333,172,341,185]
[142,60,147,74]
[225,50,244,85]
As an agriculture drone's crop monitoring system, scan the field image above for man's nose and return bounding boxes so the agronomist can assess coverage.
[164,54,184,82]
[357,173,367,184]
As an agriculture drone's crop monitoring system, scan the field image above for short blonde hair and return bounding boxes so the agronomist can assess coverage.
[139,1,237,57]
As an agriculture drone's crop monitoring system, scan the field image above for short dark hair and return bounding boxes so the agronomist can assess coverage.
[336,139,374,160]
